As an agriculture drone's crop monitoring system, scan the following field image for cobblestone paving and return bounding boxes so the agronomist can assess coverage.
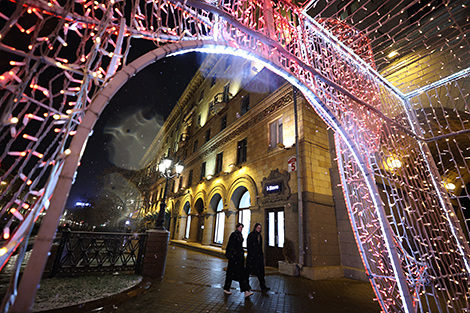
[105,245,381,313]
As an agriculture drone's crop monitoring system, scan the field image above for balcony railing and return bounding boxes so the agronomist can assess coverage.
[210,92,231,115]
[50,231,147,277]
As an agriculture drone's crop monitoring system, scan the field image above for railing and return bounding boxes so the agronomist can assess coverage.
[50,231,147,277]
[210,92,231,115]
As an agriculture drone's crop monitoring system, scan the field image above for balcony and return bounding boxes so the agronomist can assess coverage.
[210,92,231,115]
[178,133,189,148]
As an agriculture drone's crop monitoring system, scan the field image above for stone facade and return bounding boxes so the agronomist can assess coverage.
[140,54,366,281]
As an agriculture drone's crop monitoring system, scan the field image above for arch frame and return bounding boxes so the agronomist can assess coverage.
[12,39,413,313]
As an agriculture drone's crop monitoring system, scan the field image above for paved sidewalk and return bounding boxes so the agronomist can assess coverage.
[99,245,380,313]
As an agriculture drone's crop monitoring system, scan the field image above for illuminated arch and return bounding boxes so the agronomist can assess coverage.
[1,1,469,312]
[207,184,228,208]
[192,189,207,211]
[180,194,193,217]
[227,175,259,209]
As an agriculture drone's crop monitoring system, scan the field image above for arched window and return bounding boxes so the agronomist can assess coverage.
[185,206,191,239]
[214,199,225,244]
[238,191,251,247]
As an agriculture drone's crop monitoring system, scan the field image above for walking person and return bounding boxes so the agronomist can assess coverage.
[247,223,270,291]
[224,223,253,298]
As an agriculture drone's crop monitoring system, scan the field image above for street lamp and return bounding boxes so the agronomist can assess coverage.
[155,157,184,230]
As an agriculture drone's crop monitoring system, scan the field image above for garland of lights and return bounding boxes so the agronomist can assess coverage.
[0,0,469,312]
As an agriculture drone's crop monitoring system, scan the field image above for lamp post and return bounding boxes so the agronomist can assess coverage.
[155,158,184,230]
[141,157,184,279]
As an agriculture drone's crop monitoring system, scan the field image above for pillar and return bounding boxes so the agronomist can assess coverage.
[202,212,215,245]
[223,210,237,249]
[141,229,170,279]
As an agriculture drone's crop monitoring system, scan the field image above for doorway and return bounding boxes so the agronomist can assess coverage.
[265,208,285,267]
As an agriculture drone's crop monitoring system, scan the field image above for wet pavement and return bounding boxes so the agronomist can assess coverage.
[100,245,381,313]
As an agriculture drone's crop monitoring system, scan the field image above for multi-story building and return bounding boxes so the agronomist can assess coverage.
[140,54,364,281]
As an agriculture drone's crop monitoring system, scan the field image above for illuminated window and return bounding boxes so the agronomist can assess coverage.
[185,207,191,239]
[278,211,284,248]
[238,191,251,248]
[269,118,283,149]
[214,199,225,244]
[237,138,247,164]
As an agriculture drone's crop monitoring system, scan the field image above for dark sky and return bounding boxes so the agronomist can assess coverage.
[66,51,201,208]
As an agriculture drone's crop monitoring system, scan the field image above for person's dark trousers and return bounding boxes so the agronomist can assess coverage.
[223,276,232,291]
[256,275,268,289]
[224,275,251,292]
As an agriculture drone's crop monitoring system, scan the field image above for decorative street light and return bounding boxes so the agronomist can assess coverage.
[155,157,184,230]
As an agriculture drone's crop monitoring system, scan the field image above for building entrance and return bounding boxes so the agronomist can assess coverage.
[265,208,285,267]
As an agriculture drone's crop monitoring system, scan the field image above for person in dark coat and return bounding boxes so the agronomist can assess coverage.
[224,223,253,298]
[246,223,270,291]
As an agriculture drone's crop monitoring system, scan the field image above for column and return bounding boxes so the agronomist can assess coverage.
[223,209,237,249]
[202,212,215,245]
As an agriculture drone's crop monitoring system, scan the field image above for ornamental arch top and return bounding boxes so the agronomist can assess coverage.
[0,0,469,312]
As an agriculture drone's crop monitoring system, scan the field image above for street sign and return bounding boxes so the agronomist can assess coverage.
[287,156,297,172]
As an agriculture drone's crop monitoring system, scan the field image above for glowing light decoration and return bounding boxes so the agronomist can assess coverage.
[0,0,469,312]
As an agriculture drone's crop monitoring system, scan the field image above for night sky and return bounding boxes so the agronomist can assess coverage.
[66,51,202,208]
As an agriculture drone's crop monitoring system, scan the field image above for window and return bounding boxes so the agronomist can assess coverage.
[199,90,204,102]
[241,94,250,115]
[193,140,198,152]
[215,153,223,173]
[220,115,227,131]
[200,162,206,180]
[211,76,216,87]
[238,191,251,248]
[269,118,283,149]
[214,199,225,244]
[197,114,201,127]
[185,207,191,239]
[188,170,193,187]
[205,129,211,143]
[237,138,247,164]
[178,176,183,191]
[223,84,230,102]
[338,0,360,20]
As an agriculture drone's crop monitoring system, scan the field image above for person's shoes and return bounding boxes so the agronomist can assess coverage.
[223,289,232,295]
[261,286,270,291]
[244,291,253,298]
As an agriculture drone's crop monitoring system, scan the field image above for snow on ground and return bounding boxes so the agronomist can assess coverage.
[33,274,142,312]
[0,251,142,312]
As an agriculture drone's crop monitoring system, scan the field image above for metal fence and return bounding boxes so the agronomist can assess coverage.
[50,231,147,277]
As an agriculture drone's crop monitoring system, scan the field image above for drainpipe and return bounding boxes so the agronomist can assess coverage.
[293,86,304,268]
